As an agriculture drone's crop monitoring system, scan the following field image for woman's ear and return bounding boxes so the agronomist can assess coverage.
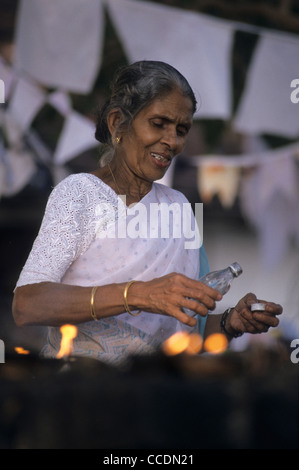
[107,108,123,139]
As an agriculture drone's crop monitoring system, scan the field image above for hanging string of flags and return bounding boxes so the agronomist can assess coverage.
[0,0,298,201]
[194,141,299,208]
[192,139,299,268]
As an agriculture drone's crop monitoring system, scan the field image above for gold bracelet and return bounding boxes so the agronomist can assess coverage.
[90,286,99,321]
[123,280,141,317]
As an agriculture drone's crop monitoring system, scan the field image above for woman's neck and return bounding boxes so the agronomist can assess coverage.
[93,159,153,205]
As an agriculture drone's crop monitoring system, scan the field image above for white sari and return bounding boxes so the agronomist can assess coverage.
[16,173,208,364]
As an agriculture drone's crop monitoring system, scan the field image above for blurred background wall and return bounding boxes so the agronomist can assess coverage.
[0,0,298,353]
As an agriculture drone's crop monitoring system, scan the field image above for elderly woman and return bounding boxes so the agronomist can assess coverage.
[13,61,282,364]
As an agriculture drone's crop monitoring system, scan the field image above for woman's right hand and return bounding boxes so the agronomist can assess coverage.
[126,272,223,326]
[13,274,221,328]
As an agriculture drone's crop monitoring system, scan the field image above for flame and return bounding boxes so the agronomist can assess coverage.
[203,333,228,355]
[14,347,30,355]
[162,332,190,356]
[162,332,203,356]
[56,324,78,359]
[162,331,228,358]
[185,333,203,354]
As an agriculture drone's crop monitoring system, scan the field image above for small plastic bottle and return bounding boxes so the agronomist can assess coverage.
[199,262,243,295]
[178,262,243,326]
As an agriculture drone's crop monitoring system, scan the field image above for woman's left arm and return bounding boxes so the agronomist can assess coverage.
[204,292,283,340]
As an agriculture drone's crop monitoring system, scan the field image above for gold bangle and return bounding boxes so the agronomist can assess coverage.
[90,286,99,321]
[123,280,141,317]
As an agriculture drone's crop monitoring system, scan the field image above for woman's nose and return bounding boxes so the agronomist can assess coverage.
[161,129,180,151]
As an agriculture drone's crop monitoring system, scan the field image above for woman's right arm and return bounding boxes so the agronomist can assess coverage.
[12,281,126,327]
[13,273,222,328]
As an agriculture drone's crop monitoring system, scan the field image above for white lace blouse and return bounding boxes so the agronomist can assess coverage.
[16,173,204,364]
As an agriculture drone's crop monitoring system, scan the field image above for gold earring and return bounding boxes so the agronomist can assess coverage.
[115,136,121,144]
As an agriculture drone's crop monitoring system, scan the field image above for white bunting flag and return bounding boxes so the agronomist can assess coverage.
[14,0,104,94]
[54,111,98,165]
[108,0,234,119]
[234,32,299,138]
[197,162,241,207]
[6,76,47,142]
[0,148,36,197]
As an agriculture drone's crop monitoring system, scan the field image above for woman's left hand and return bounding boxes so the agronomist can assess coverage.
[227,293,283,336]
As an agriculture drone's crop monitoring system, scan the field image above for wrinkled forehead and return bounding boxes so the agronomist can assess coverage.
[138,89,194,124]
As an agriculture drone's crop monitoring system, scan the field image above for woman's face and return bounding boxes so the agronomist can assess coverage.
[118,88,194,182]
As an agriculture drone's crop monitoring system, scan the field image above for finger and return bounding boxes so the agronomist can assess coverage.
[263,302,283,315]
[176,274,221,299]
[243,292,258,306]
[240,309,269,333]
[172,307,197,327]
[182,297,209,317]
[234,292,258,313]
[161,292,200,326]
[252,312,280,328]
[164,273,222,302]
[174,278,222,310]
[196,281,223,300]
[242,308,280,333]
[183,288,219,311]
[238,314,257,334]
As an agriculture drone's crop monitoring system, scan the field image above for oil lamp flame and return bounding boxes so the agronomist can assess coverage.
[185,333,203,355]
[162,331,228,356]
[162,332,190,356]
[162,332,203,356]
[14,346,30,355]
[203,333,228,355]
[56,324,78,359]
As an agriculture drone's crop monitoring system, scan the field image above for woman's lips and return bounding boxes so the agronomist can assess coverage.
[150,152,171,168]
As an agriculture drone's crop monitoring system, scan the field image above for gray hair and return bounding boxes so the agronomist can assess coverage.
[95,61,197,158]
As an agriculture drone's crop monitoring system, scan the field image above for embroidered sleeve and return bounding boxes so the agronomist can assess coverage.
[15,174,99,287]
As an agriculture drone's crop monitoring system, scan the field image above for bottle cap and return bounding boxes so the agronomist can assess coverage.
[250,303,266,312]
[229,262,243,277]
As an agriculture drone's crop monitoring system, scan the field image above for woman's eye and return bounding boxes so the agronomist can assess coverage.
[177,127,188,137]
[152,121,163,128]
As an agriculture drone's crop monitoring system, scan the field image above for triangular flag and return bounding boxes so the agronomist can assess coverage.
[234,33,299,138]
[0,147,36,197]
[0,57,16,102]
[6,76,46,133]
[108,0,234,119]
[14,0,104,94]
[197,162,240,207]
[54,111,98,165]
[48,91,72,116]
